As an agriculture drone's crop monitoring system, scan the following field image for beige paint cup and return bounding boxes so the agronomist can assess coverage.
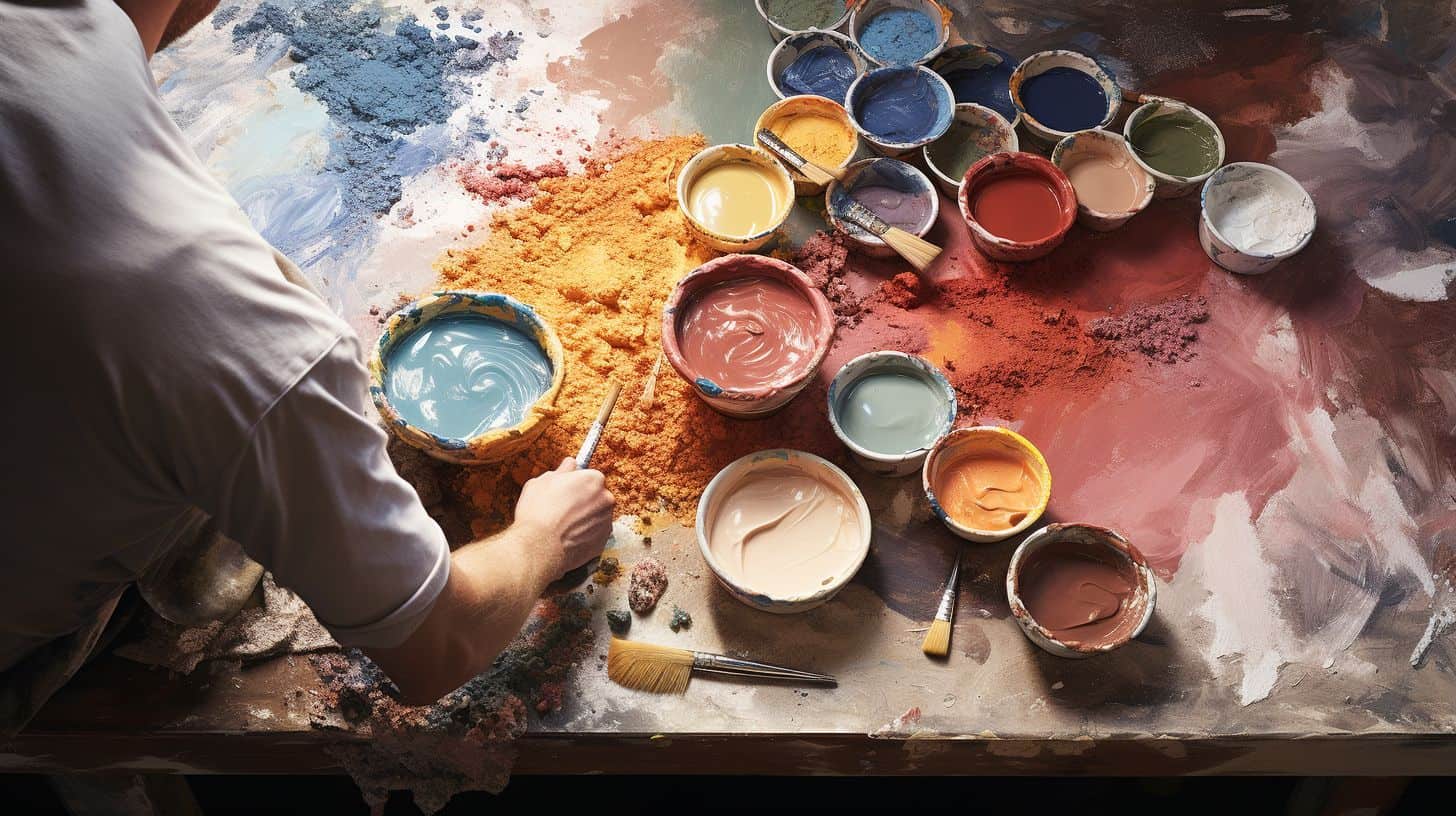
[676,144,795,253]
[1050,129,1155,231]
[755,95,861,196]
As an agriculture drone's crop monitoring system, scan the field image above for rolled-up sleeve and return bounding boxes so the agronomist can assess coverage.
[201,332,450,649]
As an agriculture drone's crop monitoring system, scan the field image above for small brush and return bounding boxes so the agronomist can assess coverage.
[755,128,845,187]
[921,552,961,657]
[639,353,664,408]
[829,187,943,272]
[575,381,621,469]
[607,638,837,694]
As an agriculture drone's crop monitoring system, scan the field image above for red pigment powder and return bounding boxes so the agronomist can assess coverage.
[1087,295,1211,363]
[458,159,569,205]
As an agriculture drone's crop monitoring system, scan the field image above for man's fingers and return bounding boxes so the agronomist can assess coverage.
[556,457,577,472]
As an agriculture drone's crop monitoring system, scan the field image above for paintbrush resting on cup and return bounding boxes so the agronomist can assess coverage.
[755,128,844,187]
[829,186,943,272]
[575,381,621,469]
[608,638,837,694]
[921,552,960,657]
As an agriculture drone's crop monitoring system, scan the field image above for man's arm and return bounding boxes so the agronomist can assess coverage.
[365,459,613,704]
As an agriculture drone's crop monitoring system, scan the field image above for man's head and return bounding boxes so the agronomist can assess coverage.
[159,0,220,50]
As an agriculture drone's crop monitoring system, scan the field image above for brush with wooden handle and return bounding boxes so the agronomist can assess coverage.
[755,128,846,186]
[575,381,621,469]
[608,638,837,694]
[921,552,960,657]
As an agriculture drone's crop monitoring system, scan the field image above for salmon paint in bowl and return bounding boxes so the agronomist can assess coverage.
[662,254,836,418]
[957,152,1076,262]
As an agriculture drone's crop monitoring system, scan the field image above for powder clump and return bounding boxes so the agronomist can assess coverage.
[668,606,693,632]
[628,557,669,613]
[1088,295,1210,363]
[459,160,569,205]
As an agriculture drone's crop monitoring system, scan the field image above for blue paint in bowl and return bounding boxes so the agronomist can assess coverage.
[1020,67,1109,133]
[847,66,954,149]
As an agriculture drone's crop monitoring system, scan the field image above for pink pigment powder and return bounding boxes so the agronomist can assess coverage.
[458,159,570,205]
[1088,295,1211,364]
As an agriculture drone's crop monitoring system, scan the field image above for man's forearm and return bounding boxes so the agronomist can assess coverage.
[363,522,559,704]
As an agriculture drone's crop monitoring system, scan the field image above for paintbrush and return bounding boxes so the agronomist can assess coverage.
[921,552,960,657]
[575,381,621,469]
[607,638,837,694]
[828,186,942,272]
[755,128,846,187]
[639,353,664,408]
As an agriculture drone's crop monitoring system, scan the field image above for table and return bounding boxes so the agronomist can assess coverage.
[5,0,1455,796]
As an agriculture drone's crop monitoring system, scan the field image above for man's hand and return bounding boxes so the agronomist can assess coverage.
[365,459,614,704]
[515,458,615,578]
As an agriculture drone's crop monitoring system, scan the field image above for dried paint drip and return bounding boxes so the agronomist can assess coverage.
[706,464,863,598]
[676,276,821,390]
[384,314,552,439]
[1017,540,1137,646]
[1019,67,1108,132]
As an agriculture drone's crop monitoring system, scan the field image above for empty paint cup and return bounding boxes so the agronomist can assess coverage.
[698,449,872,613]
[369,291,565,465]
[1006,523,1157,658]
[755,95,861,196]
[766,30,869,106]
[756,0,854,42]
[920,422,1048,544]
[923,102,1019,196]
[928,44,1021,128]
[922,426,1052,543]
[827,351,956,476]
[1199,162,1317,275]
[850,0,951,67]
[846,65,955,156]
[662,254,836,418]
[825,157,939,257]
[1010,50,1120,148]
[1050,129,1155,231]
[677,143,796,252]
[957,151,1077,262]
[1124,99,1226,198]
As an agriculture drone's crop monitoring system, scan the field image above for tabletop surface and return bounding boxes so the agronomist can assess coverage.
[7,0,1456,783]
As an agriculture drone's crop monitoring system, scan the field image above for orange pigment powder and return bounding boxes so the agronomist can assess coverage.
[436,137,842,533]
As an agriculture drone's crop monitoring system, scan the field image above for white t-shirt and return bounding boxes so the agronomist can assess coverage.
[0,0,450,671]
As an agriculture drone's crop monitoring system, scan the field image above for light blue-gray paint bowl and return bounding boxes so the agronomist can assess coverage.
[827,351,956,476]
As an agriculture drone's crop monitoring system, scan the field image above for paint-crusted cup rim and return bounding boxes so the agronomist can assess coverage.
[956,151,1078,261]
[921,426,1052,543]
[1009,50,1121,144]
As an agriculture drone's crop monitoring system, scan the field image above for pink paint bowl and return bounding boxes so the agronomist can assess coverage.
[1006,523,1157,659]
[957,152,1077,262]
[662,254,836,418]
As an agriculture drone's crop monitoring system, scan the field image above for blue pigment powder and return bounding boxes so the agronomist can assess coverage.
[385,314,552,440]
[857,71,940,143]
[779,46,857,102]
[1019,66,1109,132]
[941,48,1018,123]
[231,2,517,219]
[857,8,938,65]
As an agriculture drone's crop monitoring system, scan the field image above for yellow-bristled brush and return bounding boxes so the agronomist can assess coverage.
[921,553,961,657]
[607,638,837,694]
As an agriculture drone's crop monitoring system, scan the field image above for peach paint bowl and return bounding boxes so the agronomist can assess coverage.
[957,151,1077,262]
[1050,129,1155,232]
[1006,523,1157,658]
[661,254,836,418]
[697,449,872,613]
[921,426,1052,543]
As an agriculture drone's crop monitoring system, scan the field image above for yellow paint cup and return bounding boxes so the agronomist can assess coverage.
[755,95,861,195]
[677,144,795,252]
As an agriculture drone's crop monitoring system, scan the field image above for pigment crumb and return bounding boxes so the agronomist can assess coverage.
[591,556,621,586]
[668,606,692,632]
[1088,295,1211,363]
[628,557,669,613]
[606,609,631,635]
[881,271,926,308]
[457,159,569,205]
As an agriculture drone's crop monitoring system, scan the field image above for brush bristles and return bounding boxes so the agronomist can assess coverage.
[882,227,942,272]
[921,618,952,657]
[607,638,694,694]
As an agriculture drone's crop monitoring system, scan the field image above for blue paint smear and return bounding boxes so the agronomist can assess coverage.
[857,71,941,143]
[780,46,857,103]
[1020,67,1108,132]
[858,8,938,65]
[231,1,520,221]
[941,48,1018,122]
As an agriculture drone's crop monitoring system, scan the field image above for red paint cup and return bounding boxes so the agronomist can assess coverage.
[957,152,1077,262]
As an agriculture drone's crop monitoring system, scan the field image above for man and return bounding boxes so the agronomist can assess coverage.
[0,0,614,731]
